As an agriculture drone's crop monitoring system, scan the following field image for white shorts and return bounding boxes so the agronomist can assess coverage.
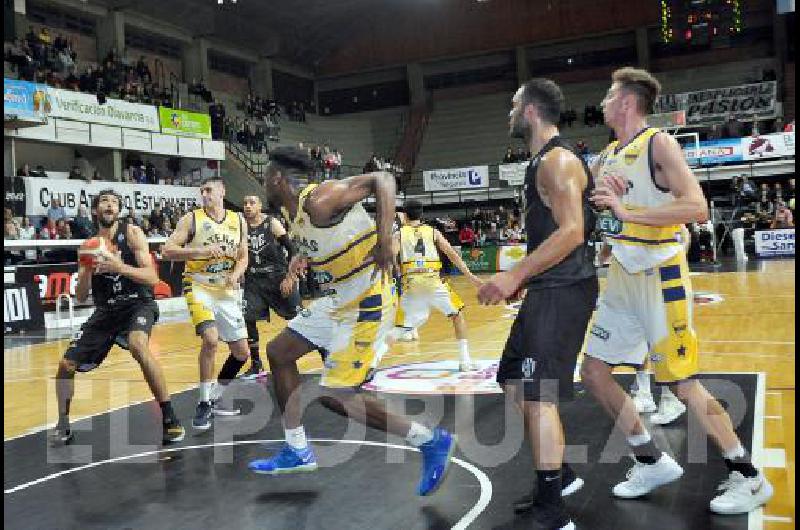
[288,280,396,388]
[183,280,248,343]
[585,253,699,383]
[398,278,464,329]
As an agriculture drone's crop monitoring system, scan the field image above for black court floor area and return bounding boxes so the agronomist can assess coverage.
[4,373,761,530]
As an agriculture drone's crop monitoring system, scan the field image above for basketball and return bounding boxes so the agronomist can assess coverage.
[78,236,107,267]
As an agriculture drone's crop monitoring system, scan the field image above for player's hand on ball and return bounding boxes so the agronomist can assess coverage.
[93,248,123,274]
[478,271,522,305]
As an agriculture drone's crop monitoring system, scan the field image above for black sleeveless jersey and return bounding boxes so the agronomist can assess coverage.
[92,221,154,306]
[524,136,596,289]
[246,216,289,281]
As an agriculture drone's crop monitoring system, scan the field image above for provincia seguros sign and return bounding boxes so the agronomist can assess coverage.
[23,177,201,217]
[423,165,489,192]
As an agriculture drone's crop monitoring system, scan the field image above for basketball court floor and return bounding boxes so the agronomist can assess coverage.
[4,259,795,529]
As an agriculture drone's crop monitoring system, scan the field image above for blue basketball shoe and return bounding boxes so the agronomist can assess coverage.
[417,428,457,496]
[249,443,318,475]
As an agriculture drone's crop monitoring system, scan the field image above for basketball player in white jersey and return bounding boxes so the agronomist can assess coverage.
[163,177,250,431]
[248,146,456,497]
[390,199,482,371]
[583,67,772,514]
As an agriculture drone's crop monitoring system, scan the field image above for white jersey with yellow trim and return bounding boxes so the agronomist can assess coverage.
[283,184,379,309]
[183,208,244,288]
[596,127,683,273]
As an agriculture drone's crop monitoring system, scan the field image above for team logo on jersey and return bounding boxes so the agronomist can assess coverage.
[137,316,147,325]
[650,353,663,363]
[624,145,642,165]
[590,324,610,341]
[521,358,536,379]
[117,233,124,243]
[203,221,212,231]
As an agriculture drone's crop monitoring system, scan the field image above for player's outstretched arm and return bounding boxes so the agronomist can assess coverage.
[434,229,482,287]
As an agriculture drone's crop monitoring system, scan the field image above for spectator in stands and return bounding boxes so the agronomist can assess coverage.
[771,202,794,229]
[68,165,86,181]
[16,164,33,177]
[210,100,225,141]
[71,206,93,239]
[784,119,795,133]
[786,179,795,212]
[18,216,35,240]
[47,198,66,222]
[503,146,515,163]
[514,146,526,162]
[38,27,51,46]
[576,139,590,158]
[150,205,166,232]
[55,218,72,239]
[772,182,784,204]
[145,162,157,184]
[459,223,476,248]
[756,184,774,221]
[39,218,57,240]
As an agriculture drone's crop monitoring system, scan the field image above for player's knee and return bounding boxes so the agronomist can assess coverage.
[127,336,149,362]
[580,357,608,388]
[230,341,250,362]
[670,379,698,402]
[57,358,77,377]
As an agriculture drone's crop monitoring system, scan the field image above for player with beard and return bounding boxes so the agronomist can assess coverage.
[240,194,302,379]
[51,190,185,446]
[478,79,598,529]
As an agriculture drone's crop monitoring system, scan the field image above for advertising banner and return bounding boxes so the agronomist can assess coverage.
[460,246,497,273]
[159,107,212,139]
[423,165,489,192]
[3,78,49,122]
[3,282,45,334]
[498,163,526,186]
[22,177,201,217]
[683,138,743,166]
[741,132,795,161]
[4,177,26,217]
[754,229,795,258]
[47,87,159,131]
[497,244,527,271]
[655,81,777,123]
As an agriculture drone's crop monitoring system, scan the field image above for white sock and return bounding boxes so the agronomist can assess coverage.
[199,381,214,403]
[458,339,471,364]
[723,443,746,460]
[285,425,308,450]
[635,370,651,394]
[405,422,434,447]
[661,385,678,401]
[627,431,652,447]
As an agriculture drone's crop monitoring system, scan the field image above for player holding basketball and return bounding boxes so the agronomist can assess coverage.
[51,190,185,446]
[391,199,482,371]
[163,177,250,431]
[583,67,772,513]
[239,194,302,379]
[248,146,456,498]
[478,79,598,530]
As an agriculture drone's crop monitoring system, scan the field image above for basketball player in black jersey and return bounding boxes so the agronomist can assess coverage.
[478,79,598,530]
[51,190,185,446]
[240,195,302,378]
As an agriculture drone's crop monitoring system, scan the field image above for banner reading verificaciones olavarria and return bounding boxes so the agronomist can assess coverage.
[47,88,160,131]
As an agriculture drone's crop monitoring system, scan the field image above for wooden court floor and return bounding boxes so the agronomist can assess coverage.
[3,260,795,527]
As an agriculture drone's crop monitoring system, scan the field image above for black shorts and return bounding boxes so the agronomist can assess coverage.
[496,277,598,403]
[243,277,302,322]
[64,301,159,372]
